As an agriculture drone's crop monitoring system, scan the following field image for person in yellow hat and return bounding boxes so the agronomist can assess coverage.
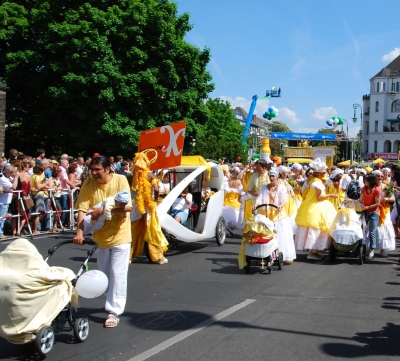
[365,166,373,174]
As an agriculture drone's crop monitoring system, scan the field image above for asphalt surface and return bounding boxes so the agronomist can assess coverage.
[1,230,400,361]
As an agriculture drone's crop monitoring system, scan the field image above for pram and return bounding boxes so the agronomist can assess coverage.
[0,239,98,356]
[240,204,283,274]
[328,200,365,265]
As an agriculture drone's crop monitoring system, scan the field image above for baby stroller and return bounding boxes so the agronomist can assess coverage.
[328,200,365,265]
[0,239,98,356]
[240,204,283,274]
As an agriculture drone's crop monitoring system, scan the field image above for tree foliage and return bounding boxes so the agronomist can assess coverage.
[0,0,214,156]
[270,120,292,156]
[190,98,247,162]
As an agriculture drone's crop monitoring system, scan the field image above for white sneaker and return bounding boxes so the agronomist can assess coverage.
[158,257,168,264]
[307,253,322,261]
[380,250,388,258]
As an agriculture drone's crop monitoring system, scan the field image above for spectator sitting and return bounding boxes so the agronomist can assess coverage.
[171,186,193,223]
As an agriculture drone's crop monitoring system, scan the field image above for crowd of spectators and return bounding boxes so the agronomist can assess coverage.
[0,148,133,238]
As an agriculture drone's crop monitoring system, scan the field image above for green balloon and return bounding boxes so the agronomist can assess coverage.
[337,117,344,125]
[271,111,277,117]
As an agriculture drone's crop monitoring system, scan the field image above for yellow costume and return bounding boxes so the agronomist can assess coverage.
[326,184,345,211]
[242,170,253,222]
[130,150,168,262]
[295,177,336,251]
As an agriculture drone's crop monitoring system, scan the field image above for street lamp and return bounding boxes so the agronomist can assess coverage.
[352,103,363,162]
[389,70,400,100]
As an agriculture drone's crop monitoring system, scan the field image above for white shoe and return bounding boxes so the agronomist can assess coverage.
[307,253,322,261]
[158,257,168,264]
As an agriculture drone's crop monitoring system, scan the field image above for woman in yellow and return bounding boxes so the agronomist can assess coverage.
[73,155,132,328]
[372,170,395,257]
[31,165,49,234]
[240,163,254,223]
[325,169,346,211]
[278,166,298,236]
[295,158,338,260]
[222,168,243,231]
[253,168,296,263]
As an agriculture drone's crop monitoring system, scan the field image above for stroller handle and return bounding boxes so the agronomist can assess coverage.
[253,203,278,214]
[45,239,98,262]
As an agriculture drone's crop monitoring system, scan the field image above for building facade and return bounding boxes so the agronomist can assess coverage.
[362,55,400,161]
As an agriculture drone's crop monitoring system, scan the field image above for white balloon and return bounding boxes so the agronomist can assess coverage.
[75,270,108,298]
[271,106,278,112]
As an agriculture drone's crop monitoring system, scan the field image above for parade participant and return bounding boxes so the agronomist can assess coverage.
[295,158,338,260]
[73,155,132,328]
[301,168,314,198]
[390,167,400,239]
[241,163,254,223]
[372,170,395,257]
[289,163,304,181]
[254,168,296,264]
[129,150,169,265]
[326,169,346,211]
[382,167,391,185]
[247,158,271,206]
[278,165,297,234]
[83,190,130,235]
[360,173,381,260]
[222,167,243,232]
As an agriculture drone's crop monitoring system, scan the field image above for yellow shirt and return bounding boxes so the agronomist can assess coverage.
[31,173,48,197]
[247,172,270,205]
[76,174,132,248]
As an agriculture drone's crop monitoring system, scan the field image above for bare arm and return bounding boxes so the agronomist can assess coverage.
[73,210,87,245]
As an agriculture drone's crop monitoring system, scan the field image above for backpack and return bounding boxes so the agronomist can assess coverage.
[346,178,361,200]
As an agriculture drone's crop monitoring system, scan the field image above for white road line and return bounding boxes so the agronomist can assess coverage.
[128,298,256,361]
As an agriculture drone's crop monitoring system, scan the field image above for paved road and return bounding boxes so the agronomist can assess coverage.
[1,231,400,360]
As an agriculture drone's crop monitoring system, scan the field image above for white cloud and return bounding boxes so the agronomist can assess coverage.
[382,48,400,65]
[278,107,300,125]
[312,107,337,120]
[220,95,270,117]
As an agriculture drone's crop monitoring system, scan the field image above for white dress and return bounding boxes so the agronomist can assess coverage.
[376,190,395,251]
[256,183,296,261]
[222,185,244,229]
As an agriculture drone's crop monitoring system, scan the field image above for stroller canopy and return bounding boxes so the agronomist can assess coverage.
[0,239,75,344]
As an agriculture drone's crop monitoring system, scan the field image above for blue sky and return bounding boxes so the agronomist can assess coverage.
[176,0,400,138]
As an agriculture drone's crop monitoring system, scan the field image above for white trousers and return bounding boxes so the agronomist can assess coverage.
[96,243,130,316]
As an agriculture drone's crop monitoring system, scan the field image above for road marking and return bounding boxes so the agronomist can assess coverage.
[128,298,256,361]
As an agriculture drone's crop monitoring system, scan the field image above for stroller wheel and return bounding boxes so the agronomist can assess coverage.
[74,317,90,342]
[35,325,55,355]
[328,244,336,263]
[277,252,283,270]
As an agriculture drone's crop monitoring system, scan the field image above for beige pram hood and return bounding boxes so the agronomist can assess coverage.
[0,238,76,344]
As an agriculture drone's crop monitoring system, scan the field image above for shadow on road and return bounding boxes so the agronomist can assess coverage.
[320,322,400,357]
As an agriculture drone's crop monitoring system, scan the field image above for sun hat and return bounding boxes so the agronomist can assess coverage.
[309,158,328,172]
[330,168,344,179]
[269,169,279,177]
[291,163,302,171]
[114,190,130,203]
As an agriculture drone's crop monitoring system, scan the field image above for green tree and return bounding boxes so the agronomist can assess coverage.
[270,120,292,156]
[190,98,247,162]
[0,0,213,156]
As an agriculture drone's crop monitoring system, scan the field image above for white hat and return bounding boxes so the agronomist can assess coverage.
[330,168,344,179]
[372,170,383,176]
[382,168,391,174]
[278,166,289,174]
[291,163,302,171]
[269,169,279,177]
[358,169,366,175]
[115,190,130,203]
[232,166,240,174]
[310,158,328,172]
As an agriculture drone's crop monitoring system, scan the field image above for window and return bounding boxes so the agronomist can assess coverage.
[397,82,400,92]
[383,82,386,92]
[374,141,377,153]
[365,140,368,152]
[375,101,379,112]
[376,82,380,92]
[366,121,369,135]
[375,120,378,132]
[391,100,400,112]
